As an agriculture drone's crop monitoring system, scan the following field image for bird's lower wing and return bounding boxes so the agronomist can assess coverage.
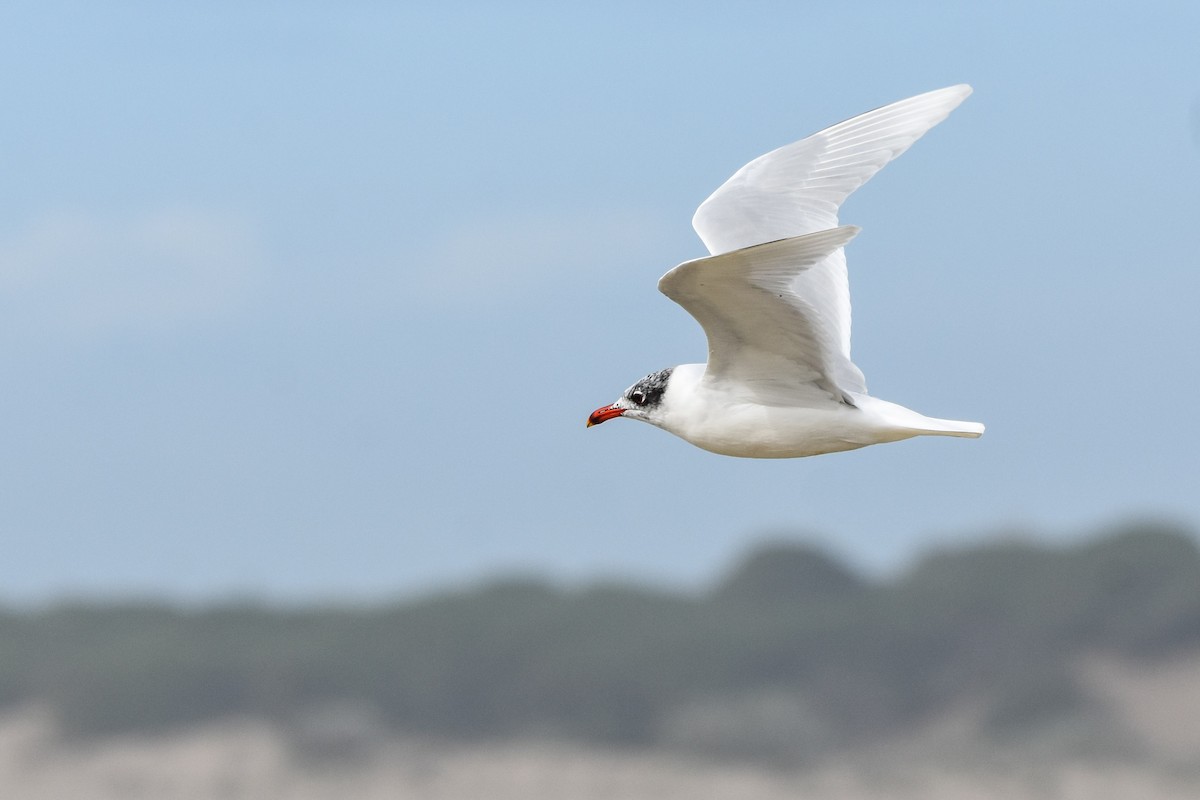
[658,226,862,405]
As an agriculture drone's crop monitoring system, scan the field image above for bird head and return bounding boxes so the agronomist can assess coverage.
[587,367,674,428]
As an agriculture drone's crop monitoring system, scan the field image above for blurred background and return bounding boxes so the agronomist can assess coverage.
[1,2,1198,797]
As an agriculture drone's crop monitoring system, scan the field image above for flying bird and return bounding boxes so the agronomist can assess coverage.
[587,85,984,458]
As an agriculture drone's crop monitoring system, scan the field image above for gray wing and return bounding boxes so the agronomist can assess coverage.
[658,226,861,405]
[689,85,972,393]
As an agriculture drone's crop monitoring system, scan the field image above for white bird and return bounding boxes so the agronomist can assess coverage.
[587,85,984,458]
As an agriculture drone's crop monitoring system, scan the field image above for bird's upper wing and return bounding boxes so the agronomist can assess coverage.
[692,85,972,254]
[687,85,972,394]
[658,226,861,406]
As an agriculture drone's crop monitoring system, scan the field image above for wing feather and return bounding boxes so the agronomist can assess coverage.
[658,227,860,404]
[680,85,971,397]
[691,85,972,256]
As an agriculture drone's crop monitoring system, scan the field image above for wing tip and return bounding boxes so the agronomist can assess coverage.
[816,224,861,251]
[941,83,973,97]
[919,83,974,111]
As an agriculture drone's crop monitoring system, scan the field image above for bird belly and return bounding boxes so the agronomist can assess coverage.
[667,401,916,459]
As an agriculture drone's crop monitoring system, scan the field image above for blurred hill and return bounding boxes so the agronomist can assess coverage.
[0,520,1198,772]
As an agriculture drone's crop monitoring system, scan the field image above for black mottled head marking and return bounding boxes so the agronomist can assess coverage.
[624,367,674,409]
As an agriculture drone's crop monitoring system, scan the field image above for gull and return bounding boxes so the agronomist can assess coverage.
[587,85,984,458]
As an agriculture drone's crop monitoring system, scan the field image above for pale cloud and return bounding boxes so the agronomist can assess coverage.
[0,210,265,338]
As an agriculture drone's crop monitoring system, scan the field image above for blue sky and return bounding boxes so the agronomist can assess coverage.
[1,3,1198,601]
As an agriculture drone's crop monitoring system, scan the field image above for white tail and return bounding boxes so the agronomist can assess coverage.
[915,417,986,438]
[855,395,985,439]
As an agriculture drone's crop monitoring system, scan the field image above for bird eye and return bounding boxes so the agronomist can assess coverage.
[630,390,647,406]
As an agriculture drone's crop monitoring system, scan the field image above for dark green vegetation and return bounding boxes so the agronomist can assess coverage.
[0,522,1197,759]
